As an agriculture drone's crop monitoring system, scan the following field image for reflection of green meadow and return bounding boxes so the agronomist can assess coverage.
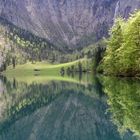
[101,76,140,138]
[2,74,93,85]
[2,59,93,84]
[0,77,104,133]
[0,76,124,140]
[1,66,140,139]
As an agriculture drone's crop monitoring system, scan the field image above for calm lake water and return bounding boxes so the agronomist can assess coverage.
[0,74,140,140]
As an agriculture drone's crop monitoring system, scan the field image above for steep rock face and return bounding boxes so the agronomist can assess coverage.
[0,0,140,48]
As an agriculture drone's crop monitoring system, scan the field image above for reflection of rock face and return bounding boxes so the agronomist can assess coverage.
[0,92,122,140]
[0,0,140,48]
[0,78,138,140]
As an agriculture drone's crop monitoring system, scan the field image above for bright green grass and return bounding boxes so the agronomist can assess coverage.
[2,59,92,84]
[3,59,84,76]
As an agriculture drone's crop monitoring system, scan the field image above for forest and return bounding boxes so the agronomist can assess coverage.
[0,11,140,77]
[0,1,140,140]
[98,11,140,77]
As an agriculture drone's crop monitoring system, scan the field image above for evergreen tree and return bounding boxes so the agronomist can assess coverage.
[120,11,140,75]
[100,11,140,76]
[102,18,124,75]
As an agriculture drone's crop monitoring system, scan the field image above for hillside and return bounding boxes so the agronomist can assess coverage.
[0,0,139,48]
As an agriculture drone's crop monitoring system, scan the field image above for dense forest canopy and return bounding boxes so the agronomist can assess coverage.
[98,11,140,77]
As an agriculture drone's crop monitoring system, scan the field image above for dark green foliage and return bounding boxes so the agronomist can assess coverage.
[78,61,82,73]
[60,67,65,76]
[12,57,16,69]
[66,67,71,75]
[93,47,105,73]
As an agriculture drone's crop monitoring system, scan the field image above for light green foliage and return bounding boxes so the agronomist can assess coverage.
[100,11,140,76]
[101,76,140,137]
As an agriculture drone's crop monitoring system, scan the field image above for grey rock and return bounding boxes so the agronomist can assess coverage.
[0,0,140,48]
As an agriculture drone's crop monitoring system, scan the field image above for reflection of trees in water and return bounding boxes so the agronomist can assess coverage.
[101,76,140,138]
[1,75,139,140]
[0,76,105,135]
[0,76,124,140]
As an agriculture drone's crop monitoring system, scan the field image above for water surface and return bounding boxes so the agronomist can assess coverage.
[0,75,139,140]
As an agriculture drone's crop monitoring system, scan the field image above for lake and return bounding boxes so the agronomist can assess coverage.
[0,74,140,140]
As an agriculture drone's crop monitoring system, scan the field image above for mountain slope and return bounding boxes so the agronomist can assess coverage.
[0,0,140,48]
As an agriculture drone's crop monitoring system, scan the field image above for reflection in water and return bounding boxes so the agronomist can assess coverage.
[101,76,140,138]
[0,75,139,140]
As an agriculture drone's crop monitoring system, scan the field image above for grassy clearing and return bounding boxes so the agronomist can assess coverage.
[2,59,92,84]
[3,59,82,76]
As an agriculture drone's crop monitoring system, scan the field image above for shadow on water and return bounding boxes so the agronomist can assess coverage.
[0,75,139,140]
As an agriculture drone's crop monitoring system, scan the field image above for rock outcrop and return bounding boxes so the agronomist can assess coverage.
[0,0,140,48]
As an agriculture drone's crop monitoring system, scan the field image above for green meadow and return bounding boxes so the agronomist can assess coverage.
[3,59,83,76]
[2,58,93,84]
